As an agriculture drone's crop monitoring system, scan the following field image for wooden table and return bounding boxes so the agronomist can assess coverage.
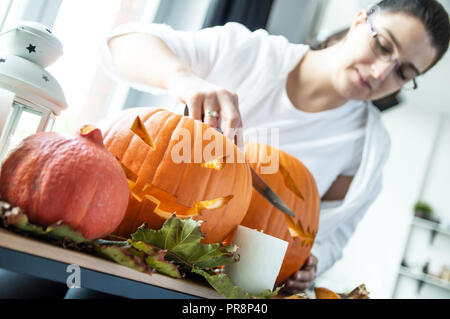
[0,228,223,299]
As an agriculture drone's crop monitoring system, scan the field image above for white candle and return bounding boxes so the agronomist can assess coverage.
[224,225,288,294]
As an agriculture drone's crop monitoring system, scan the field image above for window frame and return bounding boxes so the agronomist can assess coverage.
[2,0,213,122]
[0,0,14,32]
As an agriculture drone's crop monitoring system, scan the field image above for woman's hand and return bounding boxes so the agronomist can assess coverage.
[166,69,243,145]
[282,255,318,294]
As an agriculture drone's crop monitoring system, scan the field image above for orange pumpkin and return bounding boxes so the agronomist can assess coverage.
[99,107,253,244]
[241,143,320,284]
[0,125,130,240]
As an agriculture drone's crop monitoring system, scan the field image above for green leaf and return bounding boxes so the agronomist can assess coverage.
[0,201,282,298]
[1,206,86,243]
[129,240,181,278]
[96,245,152,273]
[0,202,180,277]
[191,268,281,299]
[130,216,238,269]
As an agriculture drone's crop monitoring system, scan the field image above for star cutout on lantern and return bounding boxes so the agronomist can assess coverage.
[0,58,6,63]
[42,75,50,82]
[26,44,36,53]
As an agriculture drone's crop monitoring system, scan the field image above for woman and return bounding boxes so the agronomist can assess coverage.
[101,0,449,295]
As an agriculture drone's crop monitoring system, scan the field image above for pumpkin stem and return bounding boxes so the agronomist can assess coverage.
[79,125,104,146]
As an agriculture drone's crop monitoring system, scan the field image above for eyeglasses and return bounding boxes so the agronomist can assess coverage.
[367,19,418,90]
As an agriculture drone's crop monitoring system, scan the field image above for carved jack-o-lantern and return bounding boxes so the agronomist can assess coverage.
[241,143,320,284]
[100,107,253,244]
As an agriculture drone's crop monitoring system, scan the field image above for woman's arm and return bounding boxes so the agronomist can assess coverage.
[322,175,354,201]
[108,32,191,92]
[107,32,243,142]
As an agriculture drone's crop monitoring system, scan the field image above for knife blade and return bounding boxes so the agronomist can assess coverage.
[249,166,296,218]
[181,104,297,218]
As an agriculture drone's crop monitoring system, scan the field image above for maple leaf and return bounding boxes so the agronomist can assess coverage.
[128,240,181,278]
[130,215,238,269]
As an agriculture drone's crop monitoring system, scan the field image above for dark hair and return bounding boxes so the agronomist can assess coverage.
[370,0,450,72]
[310,0,450,110]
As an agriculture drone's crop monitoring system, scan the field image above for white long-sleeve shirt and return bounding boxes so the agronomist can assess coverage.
[100,22,391,276]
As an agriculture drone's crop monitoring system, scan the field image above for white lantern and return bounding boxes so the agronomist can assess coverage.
[0,21,67,163]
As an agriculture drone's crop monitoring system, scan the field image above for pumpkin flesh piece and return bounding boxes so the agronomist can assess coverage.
[118,157,138,182]
[314,287,343,299]
[126,178,233,220]
[131,116,154,148]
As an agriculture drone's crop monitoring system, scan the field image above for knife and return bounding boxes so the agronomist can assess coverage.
[182,104,296,218]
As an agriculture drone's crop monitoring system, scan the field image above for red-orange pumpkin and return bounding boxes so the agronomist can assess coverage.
[0,125,130,240]
[99,107,253,244]
[241,143,320,284]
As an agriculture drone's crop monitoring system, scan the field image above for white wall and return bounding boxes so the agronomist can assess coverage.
[315,104,445,298]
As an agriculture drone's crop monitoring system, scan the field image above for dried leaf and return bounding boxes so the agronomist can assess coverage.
[341,284,370,299]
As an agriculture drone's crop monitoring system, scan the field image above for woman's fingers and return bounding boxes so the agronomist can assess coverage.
[218,92,243,146]
[301,255,318,271]
[294,269,316,283]
[203,94,220,129]
[283,280,311,293]
[281,257,318,294]
[181,86,242,146]
[186,94,203,121]
[308,254,318,266]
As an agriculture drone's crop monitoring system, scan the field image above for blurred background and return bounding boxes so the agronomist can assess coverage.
[1,0,449,299]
